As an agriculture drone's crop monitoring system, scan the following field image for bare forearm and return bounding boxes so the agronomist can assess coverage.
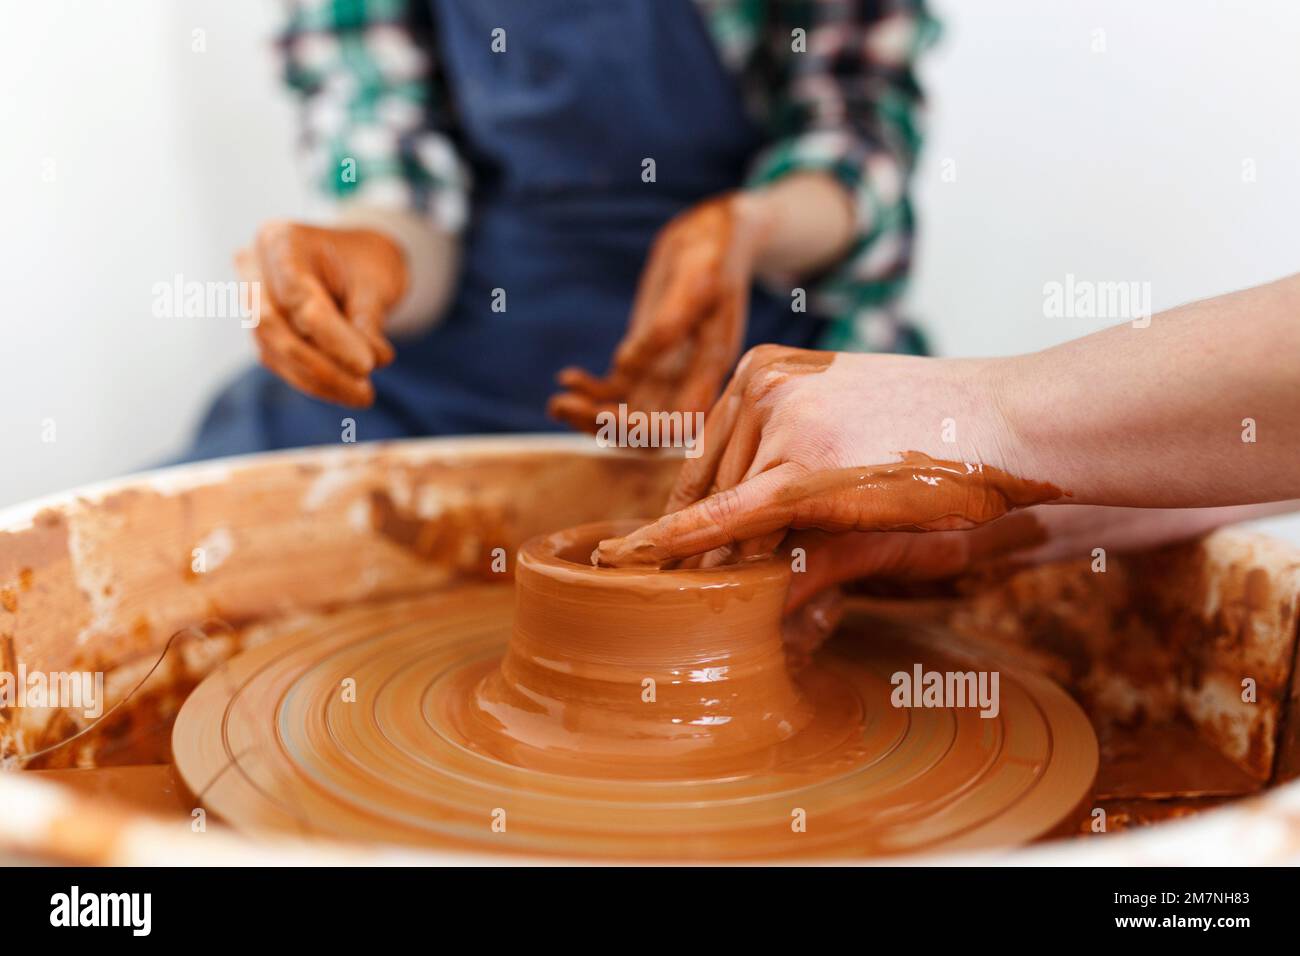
[738,172,856,284]
[1000,273,1300,507]
[1013,500,1300,564]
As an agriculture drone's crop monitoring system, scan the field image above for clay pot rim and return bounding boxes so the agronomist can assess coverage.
[519,518,788,585]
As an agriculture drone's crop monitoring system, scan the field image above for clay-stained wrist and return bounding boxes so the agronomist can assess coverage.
[336,204,462,338]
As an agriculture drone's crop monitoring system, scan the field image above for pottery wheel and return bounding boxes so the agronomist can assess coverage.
[173,584,1098,860]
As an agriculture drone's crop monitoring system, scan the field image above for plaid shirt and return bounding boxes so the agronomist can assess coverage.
[280,0,939,354]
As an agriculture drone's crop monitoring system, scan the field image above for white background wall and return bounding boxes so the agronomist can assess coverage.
[2,0,1298,538]
[0,0,302,506]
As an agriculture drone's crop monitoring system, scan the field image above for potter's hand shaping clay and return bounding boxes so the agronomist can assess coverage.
[602,270,1300,571]
[549,174,856,434]
[238,222,407,406]
[594,345,1064,567]
[548,194,763,432]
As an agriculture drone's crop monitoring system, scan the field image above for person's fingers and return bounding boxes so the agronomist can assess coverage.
[551,334,699,433]
[728,452,795,564]
[711,408,765,498]
[674,285,747,415]
[259,342,374,406]
[693,423,775,565]
[234,247,259,284]
[280,271,376,375]
[786,532,926,611]
[613,252,719,377]
[343,287,396,367]
[780,586,844,667]
[782,529,972,611]
[650,243,721,330]
[550,367,632,435]
[605,448,994,568]
[675,437,796,565]
[673,352,727,419]
[695,544,739,569]
[609,239,678,374]
[561,328,687,434]
[613,310,707,379]
[243,248,374,405]
[661,339,778,516]
[363,326,396,368]
[255,323,374,406]
[725,437,794,560]
[623,234,676,334]
[784,531,859,610]
[595,461,806,567]
[235,248,271,322]
[632,367,683,418]
[546,393,596,433]
[735,529,787,562]
[555,366,626,403]
[635,337,695,410]
[257,235,375,376]
[663,388,744,513]
[603,448,1019,568]
[256,341,372,407]
[254,312,374,407]
[546,392,621,435]
[719,456,788,562]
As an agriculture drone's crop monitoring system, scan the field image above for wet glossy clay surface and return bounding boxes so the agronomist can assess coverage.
[173,521,1098,860]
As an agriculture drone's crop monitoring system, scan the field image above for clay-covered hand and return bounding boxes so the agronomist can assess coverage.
[781,523,1023,617]
[237,221,407,407]
[593,345,1062,568]
[775,521,1027,664]
[548,193,767,432]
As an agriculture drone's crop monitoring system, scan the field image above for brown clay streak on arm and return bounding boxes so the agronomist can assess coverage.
[595,452,1067,568]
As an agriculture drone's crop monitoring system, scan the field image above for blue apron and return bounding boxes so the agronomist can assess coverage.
[182,0,824,461]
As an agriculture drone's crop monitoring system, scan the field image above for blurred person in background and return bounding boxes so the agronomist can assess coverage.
[181,0,938,460]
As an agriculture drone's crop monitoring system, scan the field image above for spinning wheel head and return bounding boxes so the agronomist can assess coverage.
[173,523,1098,861]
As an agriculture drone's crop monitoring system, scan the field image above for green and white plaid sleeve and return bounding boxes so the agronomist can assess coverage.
[748,0,939,354]
[279,0,470,232]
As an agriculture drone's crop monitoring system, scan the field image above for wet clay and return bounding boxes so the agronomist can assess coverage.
[173,520,1097,860]
[465,522,813,777]
[595,452,1066,568]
